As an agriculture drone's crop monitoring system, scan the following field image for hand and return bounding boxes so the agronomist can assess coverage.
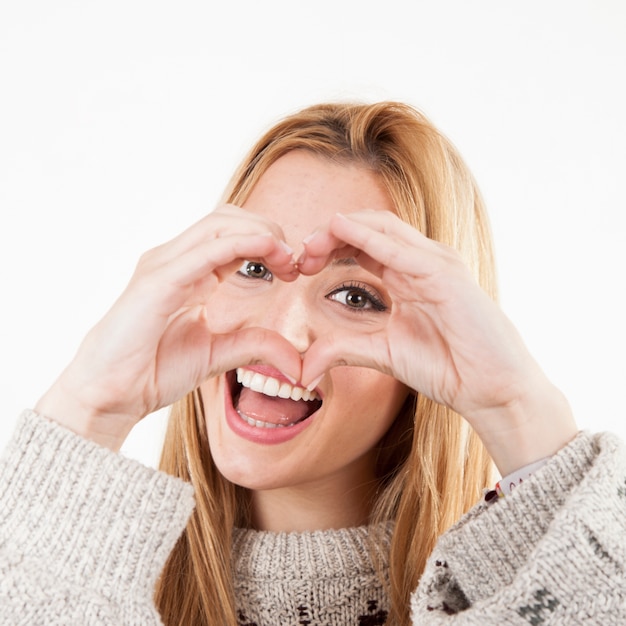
[36,205,303,450]
[298,211,577,474]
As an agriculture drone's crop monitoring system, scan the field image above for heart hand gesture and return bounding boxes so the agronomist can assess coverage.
[36,206,303,449]
[298,211,576,473]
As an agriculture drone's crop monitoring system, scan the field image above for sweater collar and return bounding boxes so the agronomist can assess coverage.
[232,522,393,581]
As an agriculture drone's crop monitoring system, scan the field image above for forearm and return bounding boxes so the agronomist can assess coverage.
[34,372,142,451]
[0,410,195,622]
[465,371,578,477]
[412,430,626,623]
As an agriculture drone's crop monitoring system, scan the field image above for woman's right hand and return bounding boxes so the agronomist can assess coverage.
[35,205,302,450]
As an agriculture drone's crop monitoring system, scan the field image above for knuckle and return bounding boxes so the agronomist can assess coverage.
[136,247,159,272]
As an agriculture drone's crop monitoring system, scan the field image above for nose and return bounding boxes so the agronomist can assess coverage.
[255,281,315,355]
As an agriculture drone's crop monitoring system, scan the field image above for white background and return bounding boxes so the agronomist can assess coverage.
[1,1,625,468]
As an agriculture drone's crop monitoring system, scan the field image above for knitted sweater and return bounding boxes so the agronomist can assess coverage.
[1,411,625,625]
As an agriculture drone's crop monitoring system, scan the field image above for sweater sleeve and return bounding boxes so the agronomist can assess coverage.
[0,410,195,625]
[411,430,626,624]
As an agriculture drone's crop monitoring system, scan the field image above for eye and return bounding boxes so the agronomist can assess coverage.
[327,282,387,312]
[237,260,273,281]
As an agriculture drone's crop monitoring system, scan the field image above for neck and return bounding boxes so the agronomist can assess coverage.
[250,475,379,532]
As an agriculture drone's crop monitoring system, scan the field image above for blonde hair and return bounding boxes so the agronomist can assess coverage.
[155,102,496,625]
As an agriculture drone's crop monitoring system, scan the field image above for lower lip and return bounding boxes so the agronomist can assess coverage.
[223,377,317,445]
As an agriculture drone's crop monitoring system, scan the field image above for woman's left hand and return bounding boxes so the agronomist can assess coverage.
[297,210,577,474]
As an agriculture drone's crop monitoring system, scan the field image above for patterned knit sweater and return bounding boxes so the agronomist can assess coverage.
[1,410,625,625]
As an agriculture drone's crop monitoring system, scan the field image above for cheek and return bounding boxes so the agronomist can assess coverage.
[202,284,252,333]
[329,367,409,435]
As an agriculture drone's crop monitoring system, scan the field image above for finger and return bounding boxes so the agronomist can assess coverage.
[331,210,432,249]
[326,213,458,279]
[164,314,303,388]
[301,330,395,389]
[297,226,361,275]
[142,204,291,269]
[297,211,426,276]
[209,327,304,384]
[130,231,298,315]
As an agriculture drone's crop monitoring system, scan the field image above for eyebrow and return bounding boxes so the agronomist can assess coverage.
[330,257,358,267]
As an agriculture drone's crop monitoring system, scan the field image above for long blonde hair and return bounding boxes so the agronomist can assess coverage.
[155,102,496,625]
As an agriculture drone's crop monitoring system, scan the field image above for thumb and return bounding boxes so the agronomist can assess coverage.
[207,327,304,383]
[301,330,393,388]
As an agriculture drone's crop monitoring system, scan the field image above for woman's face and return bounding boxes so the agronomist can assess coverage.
[200,150,409,517]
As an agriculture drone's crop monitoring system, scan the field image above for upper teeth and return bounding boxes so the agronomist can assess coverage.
[236,368,320,401]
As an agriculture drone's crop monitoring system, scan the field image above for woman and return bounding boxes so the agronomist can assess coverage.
[1,102,623,625]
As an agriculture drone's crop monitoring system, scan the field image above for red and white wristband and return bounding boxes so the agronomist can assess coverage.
[485,457,550,503]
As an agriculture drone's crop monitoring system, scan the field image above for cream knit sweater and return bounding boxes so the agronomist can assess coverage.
[1,410,625,625]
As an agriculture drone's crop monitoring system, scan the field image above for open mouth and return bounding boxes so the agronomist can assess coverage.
[228,367,323,429]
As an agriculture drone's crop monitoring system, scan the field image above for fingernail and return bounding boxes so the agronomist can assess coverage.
[306,374,324,392]
[302,230,318,245]
[279,240,294,255]
[296,250,307,266]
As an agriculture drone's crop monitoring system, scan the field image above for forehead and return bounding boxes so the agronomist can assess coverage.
[241,150,395,237]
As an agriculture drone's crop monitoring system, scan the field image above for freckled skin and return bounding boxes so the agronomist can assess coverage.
[200,151,409,531]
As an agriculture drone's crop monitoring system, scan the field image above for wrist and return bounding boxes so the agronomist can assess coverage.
[468,378,578,477]
[35,381,134,451]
